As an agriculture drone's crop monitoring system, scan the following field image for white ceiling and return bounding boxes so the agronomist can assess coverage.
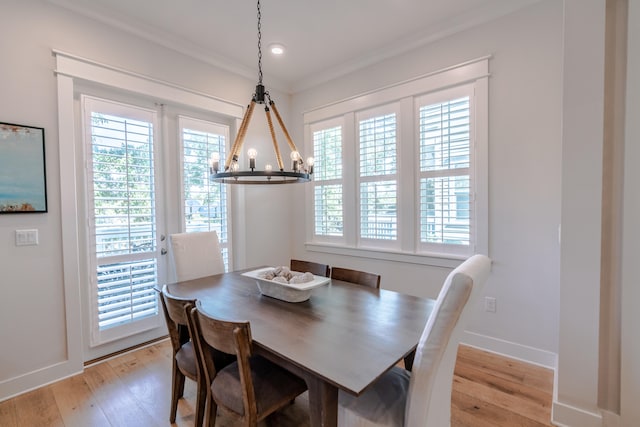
[47,0,539,93]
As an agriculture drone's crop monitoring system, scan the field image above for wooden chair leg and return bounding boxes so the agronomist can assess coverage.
[170,363,186,422]
[195,379,207,427]
[205,392,218,427]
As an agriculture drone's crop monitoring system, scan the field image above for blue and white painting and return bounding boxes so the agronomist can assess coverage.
[0,123,47,213]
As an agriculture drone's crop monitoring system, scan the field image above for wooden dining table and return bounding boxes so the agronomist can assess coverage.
[165,268,434,427]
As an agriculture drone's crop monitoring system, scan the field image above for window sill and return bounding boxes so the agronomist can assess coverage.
[304,242,467,268]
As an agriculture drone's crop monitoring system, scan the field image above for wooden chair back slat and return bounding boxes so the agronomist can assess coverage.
[192,306,251,356]
[161,285,195,350]
[290,259,331,277]
[331,267,381,289]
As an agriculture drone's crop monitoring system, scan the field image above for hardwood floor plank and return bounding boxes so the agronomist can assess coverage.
[13,386,64,427]
[0,341,555,427]
[454,363,552,421]
[0,398,18,427]
[83,358,162,427]
[451,389,551,427]
[456,345,554,392]
[51,373,111,427]
[106,345,170,426]
[453,374,552,425]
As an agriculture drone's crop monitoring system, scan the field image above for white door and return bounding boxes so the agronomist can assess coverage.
[81,95,167,358]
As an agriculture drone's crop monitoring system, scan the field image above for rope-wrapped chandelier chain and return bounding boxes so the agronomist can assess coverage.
[225,100,256,171]
[269,100,301,166]
[265,108,285,171]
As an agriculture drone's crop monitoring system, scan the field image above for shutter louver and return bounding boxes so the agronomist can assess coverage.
[313,126,344,237]
[89,111,159,332]
[419,97,471,247]
[359,113,397,241]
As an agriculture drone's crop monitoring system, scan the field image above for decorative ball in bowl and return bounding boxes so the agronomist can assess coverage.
[242,266,331,303]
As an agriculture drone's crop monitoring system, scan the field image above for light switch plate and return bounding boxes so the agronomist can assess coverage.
[15,229,39,246]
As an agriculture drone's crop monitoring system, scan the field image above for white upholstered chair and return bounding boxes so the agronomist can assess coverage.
[338,254,492,427]
[169,231,225,282]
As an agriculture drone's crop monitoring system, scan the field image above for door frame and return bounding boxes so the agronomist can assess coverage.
[55,51,244,361]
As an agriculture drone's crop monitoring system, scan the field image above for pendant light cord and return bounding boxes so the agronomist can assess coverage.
[257,0,263,85]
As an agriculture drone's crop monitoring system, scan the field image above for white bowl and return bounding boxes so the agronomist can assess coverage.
[242,267,331,303]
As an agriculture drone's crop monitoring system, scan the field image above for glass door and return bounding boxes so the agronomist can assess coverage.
[81,95,166,350]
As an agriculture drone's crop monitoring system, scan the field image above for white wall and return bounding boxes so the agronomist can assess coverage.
[291,0,563,365]
[0,0,294,400]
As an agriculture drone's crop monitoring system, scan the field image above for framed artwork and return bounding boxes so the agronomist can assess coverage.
[0,122,47,213]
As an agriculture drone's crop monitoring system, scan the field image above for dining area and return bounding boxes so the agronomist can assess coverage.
[161,231,492,427]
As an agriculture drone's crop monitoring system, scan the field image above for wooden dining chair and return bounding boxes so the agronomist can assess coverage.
[170,230,225,282]
[331,267,381,289]
[188,300,308,427]
[290,259,330,277]
[337,254,492,427]
[160,285,234,427]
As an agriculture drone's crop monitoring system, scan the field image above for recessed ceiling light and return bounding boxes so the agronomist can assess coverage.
[269,43,285,56]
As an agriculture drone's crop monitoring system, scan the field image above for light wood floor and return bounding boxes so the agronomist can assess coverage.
[0,341,554,426]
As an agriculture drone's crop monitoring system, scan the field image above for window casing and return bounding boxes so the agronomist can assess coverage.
[304,58,488,264]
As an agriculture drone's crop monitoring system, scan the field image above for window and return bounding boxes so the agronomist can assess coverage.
[304,58,488,263]
[418,94,472,250]
[179,117,232,270]
[357,107,398,245]
[82,95,162,345]
[311,121,344,239]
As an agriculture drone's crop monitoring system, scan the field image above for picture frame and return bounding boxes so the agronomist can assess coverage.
[0,122,47,213]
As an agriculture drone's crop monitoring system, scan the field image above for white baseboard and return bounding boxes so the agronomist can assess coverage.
[461,330,557,369]
[552,400,603,427]
[0,359,83,403]
[601,410,620,427]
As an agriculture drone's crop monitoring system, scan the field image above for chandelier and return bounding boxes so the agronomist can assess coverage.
[210,0,313,184]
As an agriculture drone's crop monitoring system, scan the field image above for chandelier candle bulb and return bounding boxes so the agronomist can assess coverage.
[307,157,314,174]
[291,151,300,172]
[247,148,257,171]
[210,152,220,174]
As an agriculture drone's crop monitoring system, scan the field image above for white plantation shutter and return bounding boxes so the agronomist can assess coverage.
[304,59,487,262]
[312,124,344,238]
[418,94,473,252]
[180,117,231,270]
[96,260,158,328]
[84,96,162,344]
[358,110,398,243]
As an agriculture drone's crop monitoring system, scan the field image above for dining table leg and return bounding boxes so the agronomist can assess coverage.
[305,375,338,427]
[404,349,416,371]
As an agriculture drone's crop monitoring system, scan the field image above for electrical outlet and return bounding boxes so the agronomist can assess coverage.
[484,296,496,313]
